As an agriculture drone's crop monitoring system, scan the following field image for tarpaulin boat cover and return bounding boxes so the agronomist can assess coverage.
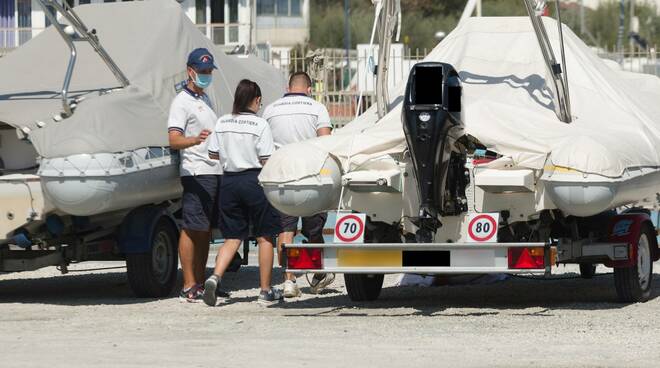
[0,0,285,158]
[260,16,660,184]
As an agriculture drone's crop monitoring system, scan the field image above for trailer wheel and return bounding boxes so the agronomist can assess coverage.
[614,226,654,303]
[126,218,178,298]
[579,263,597,279]
[345,274,384,301]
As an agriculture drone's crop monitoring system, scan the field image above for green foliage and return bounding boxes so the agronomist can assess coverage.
[310,0,660,50]
[399,12,458,50]
[310,0,462,50]
[481,0,528,16]
[586,1,659,48]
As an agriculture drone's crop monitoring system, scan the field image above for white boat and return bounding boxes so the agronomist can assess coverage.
[0,1,285,297]
[1,1,285,217]
[260,11,660,303]
[262,16,660,218]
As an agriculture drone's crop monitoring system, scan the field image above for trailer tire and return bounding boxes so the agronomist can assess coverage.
[614,226,654,303]
[345,274,384,301]
[579,263,597,279]
[126,218,178,298]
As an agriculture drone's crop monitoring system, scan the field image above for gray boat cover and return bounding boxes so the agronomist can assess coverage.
[261,16,660,184]
[0,0,285,158]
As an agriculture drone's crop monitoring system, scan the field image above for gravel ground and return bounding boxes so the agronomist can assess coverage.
[1,251,659,368]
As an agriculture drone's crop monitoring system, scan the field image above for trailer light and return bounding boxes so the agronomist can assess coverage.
[508,247,545,269]
[287,248,323,270]
[529,247,544,257]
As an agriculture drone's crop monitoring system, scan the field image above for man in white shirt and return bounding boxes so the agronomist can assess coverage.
[167,48,222,303]
[262,72,334,297]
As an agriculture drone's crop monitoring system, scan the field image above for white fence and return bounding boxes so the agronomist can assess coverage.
[281,46,429,128]
[597,47,660,77]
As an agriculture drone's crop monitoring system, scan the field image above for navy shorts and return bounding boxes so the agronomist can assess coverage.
[218,169,282,240]
[280,212,328,243]
[181,175,220,232]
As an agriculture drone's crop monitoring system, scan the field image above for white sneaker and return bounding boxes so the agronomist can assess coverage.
[283,279,301,298]
[309,273,335,294]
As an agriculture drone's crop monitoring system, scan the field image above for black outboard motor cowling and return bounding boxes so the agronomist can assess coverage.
[402,62,466,242]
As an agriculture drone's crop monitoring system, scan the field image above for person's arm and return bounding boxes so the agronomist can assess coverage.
[316,127,332,136]
[256,124,275,166]
[169,130,210,150]
[207,129,220,160]
[167,99,210,149]
[316,104,333,137]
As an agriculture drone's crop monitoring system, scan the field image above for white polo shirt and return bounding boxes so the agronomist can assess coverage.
[262,93,332,149]
[207,112,274,173]
[167,86,222,176]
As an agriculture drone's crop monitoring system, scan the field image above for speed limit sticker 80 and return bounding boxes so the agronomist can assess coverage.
[466,213,500,242]
[334,213,366,243]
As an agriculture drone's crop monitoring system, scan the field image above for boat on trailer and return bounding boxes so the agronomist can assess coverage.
[0,0,285,297]
[260,1,660,302]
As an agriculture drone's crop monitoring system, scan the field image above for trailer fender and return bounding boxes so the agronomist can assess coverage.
[117,205,179,254]
[605,213,658,268]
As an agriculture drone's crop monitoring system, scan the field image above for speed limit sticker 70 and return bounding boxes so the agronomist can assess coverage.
[466,213,500,242]
[334,213,366,243]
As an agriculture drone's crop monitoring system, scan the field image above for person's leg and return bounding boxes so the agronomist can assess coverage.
[194,175,220,284]
[245,171,284,302]
[203,172,250,305]
[180,175,217,288]
[277,231,296,281]
[257,236,275,291]
[301,213,327,244]
[203,238,242,306]
[277,213,299,282]
[181,229,212,289]
[194,230,210,284]
[179,229,198,290]
[212,239,243,277]
[303,213,335,293]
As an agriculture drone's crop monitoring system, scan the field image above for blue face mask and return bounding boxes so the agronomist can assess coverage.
[193,71,213,89]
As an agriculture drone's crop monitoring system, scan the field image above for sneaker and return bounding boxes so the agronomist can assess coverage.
[309,273,335,294]
[283,280,301,298]
[179,284,204,303]
[203,275,221,306]
[258,288,284,305]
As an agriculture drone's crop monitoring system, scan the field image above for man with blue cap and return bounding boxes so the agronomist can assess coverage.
[167,48,223,302]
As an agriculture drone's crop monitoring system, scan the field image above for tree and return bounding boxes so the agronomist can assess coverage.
[310,0,660,50]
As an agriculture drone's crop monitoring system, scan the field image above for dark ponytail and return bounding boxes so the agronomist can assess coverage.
[232,79,262,115]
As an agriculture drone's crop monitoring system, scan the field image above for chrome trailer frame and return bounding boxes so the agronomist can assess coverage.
[285,241,555,275]
[284,240,632,275]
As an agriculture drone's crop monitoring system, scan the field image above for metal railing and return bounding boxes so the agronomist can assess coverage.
[597,46,660,77]
[278,46,429,128]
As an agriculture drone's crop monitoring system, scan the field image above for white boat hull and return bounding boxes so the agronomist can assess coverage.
[541,166,660,217]
[38,147,181,216]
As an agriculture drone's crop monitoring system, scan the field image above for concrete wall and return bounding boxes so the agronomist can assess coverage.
[254,0,309,47]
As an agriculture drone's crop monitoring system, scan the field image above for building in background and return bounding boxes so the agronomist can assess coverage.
[1,0,309,54]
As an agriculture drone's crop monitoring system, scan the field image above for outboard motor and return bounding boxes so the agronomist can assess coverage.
[402,62,466,242]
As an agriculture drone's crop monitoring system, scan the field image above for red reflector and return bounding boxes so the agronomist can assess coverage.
[508,247,545,269]
[287,248,323,270]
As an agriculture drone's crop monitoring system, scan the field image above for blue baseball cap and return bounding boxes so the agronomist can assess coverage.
[187,48,218,70]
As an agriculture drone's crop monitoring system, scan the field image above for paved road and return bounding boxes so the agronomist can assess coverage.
[1,254,659,367]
